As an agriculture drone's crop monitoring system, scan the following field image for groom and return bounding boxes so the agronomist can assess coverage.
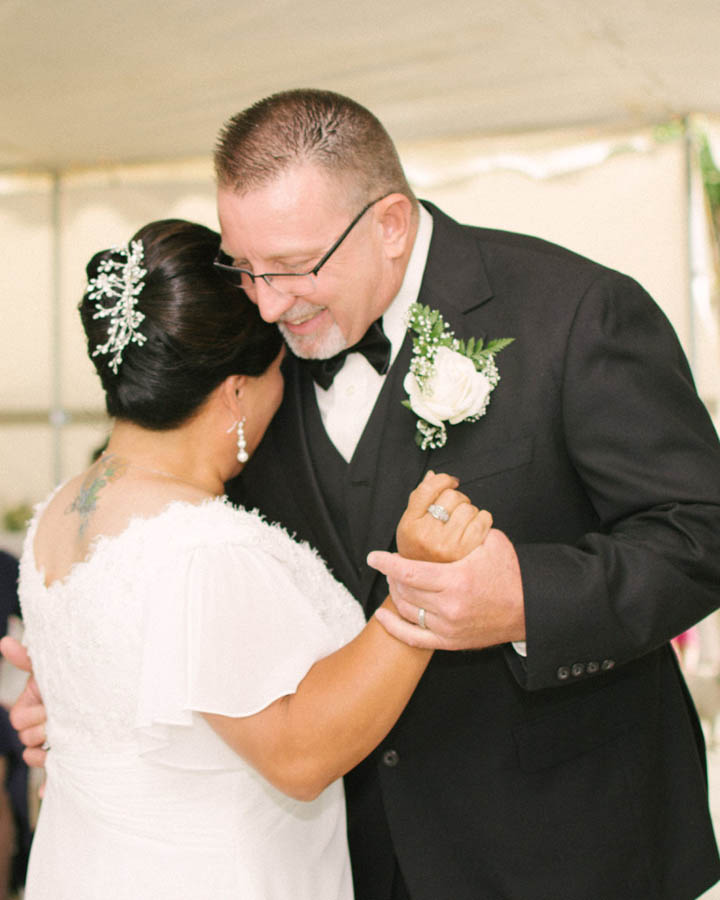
[11,89,720,899]
[214,90,720,900]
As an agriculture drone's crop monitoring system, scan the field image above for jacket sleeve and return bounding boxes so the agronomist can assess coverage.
[512,271,720,691]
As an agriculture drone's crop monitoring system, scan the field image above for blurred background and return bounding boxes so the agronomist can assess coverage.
[1,0,720,895]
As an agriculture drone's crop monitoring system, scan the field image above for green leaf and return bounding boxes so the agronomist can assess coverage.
[484,337,515,354]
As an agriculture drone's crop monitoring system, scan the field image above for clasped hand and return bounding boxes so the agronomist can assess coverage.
[371,471,526,651]
[0,639,47,769]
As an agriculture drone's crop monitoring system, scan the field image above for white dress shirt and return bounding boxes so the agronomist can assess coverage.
[315,204,434,463]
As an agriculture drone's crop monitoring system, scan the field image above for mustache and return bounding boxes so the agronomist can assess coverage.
[277,302,325,323]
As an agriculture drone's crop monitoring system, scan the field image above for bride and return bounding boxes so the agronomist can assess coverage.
[7,219,491,899]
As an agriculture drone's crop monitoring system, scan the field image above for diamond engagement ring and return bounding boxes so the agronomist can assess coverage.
[418,607,427,629]
[427,503,450,523]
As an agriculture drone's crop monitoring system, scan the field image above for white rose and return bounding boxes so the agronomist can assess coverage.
[403,346,492,427]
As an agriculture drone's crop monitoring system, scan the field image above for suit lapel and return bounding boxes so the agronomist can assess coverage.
[354,332,428,605]
[416,201,493,319]
[354,202,497,608]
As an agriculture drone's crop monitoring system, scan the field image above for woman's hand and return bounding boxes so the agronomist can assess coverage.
[396,471,492,563]
[371,473,519,649]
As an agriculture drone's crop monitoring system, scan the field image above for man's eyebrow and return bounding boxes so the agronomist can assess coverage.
[222,246,326,269]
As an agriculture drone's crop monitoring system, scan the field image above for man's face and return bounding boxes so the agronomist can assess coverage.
[217,165,397,359]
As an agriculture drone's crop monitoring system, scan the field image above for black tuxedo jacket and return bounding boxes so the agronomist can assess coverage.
[229,203,720,900]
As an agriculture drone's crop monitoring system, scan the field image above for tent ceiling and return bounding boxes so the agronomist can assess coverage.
[2,0,719,172]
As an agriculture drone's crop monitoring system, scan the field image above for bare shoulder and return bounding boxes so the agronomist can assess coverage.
[63,456,130,531]
[33,456,207,586]
[33,457,128,584]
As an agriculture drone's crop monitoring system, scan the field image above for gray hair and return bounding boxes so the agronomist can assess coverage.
[214,88,416,210]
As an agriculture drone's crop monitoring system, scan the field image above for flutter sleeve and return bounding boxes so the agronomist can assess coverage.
[134,539,345,769]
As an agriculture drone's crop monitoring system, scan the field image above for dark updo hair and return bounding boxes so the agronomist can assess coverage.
[80,219,284,430]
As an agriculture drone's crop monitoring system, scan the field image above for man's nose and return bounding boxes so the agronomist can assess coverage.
[252,280,295,323]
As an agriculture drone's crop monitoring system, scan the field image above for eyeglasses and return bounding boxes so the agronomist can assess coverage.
[213,193,389,297]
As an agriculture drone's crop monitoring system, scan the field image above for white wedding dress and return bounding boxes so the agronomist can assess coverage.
[19,495,366,899]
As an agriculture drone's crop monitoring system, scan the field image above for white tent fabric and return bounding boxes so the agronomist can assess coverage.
[2,0,720,172]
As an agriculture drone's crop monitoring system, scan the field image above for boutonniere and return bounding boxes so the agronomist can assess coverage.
[402,303,514,450]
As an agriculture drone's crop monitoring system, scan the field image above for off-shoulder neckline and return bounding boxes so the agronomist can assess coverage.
[29,495,232,593]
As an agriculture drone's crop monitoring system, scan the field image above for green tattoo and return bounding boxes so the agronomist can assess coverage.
[66,454,127,536]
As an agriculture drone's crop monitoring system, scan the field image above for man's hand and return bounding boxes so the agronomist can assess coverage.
[369,527,525,651]
[0,636,48,768]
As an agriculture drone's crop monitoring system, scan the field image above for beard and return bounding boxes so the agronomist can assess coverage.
[277,302,348,360]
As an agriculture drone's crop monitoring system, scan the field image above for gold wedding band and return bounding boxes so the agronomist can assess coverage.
[418,607,427,629]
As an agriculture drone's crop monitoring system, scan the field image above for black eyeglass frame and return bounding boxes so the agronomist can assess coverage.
[213,193,391,289]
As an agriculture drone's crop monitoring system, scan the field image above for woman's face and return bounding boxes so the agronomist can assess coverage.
[241,346,286,461]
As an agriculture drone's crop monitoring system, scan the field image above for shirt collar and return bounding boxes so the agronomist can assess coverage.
[381,204,433,365]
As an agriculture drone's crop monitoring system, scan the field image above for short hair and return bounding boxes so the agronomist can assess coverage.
[214,88,416,209]
[79,219,283,430]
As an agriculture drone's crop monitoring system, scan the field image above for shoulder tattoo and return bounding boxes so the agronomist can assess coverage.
[66,453,128,536]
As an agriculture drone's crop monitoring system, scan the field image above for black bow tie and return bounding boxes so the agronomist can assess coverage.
[304,319,391,390]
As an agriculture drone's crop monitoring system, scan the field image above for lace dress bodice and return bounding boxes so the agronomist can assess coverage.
[19,496,365,899]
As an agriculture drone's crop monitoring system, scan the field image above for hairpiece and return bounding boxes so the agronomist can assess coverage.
[87,239,148,374]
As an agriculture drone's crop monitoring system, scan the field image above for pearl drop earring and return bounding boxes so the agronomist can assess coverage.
[236,417,248,463]
[226,418,249,463]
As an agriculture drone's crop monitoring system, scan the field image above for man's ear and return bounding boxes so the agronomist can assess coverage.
[377,194,415,259]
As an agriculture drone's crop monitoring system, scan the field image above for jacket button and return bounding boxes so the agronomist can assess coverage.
[382,749,400,768]
[571,662,585,677]
[556,666,570,680]
[587,661,600,674]
[601,659,616,671]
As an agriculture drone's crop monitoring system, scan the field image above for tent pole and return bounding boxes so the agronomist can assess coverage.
[49,171,65,485]
[684,116,698,371]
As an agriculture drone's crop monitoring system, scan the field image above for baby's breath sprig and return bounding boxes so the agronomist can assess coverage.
[406,303,513,385]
